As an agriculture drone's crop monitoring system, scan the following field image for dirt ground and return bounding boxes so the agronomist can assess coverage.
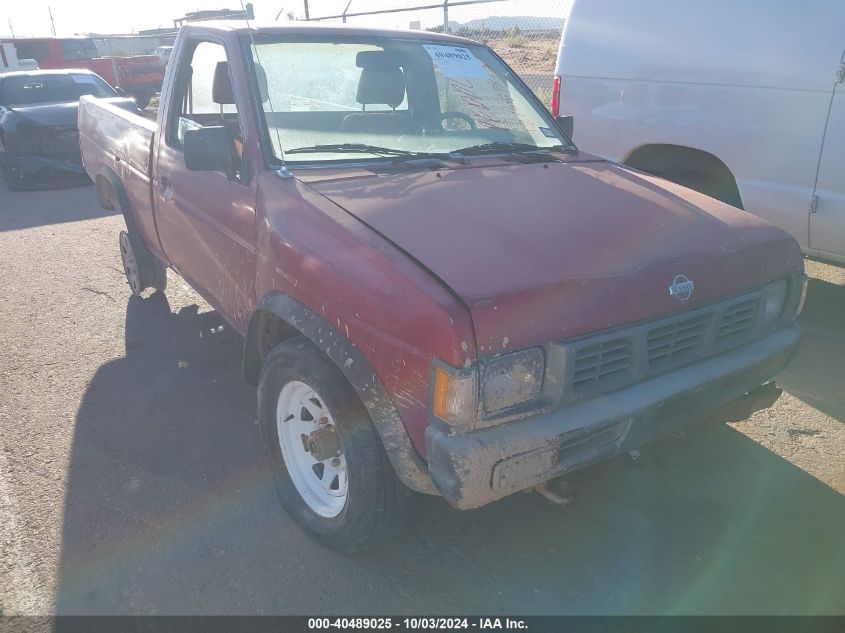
[487,37,559,75]
[0,180,843,615]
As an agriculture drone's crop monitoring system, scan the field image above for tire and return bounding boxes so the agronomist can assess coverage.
[2,165,26,191]
[258,336,411,552]
[133,92,152,109]
[119,230,167,296]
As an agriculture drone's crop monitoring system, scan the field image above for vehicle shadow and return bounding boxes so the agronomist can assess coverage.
[54,294,845,615]
[0,180,114,233]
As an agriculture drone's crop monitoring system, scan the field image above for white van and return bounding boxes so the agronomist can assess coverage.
[553,0,845,264]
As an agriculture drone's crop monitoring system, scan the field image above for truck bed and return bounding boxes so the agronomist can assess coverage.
[79,95,162,261]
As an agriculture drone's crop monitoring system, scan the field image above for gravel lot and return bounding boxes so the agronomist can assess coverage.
[0,180,843,615]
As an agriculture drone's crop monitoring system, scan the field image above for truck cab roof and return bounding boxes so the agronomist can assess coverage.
[176,20,478,46]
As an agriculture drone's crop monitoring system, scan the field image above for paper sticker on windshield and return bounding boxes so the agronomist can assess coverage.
[539,126,557,138]
[71,74,97,84]
[423,45,488,79]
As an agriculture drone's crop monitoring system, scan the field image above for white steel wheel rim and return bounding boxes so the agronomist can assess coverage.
[119,232,141,295]
[276,380,348,518]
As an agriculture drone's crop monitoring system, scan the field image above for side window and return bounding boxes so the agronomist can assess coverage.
[168,40,244,172]
[14,41,49,62]
[60,39,98,61]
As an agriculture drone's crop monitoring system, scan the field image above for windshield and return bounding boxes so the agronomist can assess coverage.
[247,35,570,163]
[0,73,115,106]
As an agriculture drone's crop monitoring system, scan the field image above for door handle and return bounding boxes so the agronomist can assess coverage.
[158,175,174,202]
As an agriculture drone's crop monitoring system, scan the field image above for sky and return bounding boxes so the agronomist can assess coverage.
[2,0,570,38]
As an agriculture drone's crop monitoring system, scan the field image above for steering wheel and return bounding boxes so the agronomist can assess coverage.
[440,111,477,131]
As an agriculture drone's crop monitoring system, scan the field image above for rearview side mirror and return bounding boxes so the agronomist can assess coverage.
[555,115,574,139]
[183,126,236,174]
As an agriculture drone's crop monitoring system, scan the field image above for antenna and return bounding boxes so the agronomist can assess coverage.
[238,0,292,178]
[48,6,56,36]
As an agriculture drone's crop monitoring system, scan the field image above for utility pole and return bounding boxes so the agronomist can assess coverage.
[8,19,15,39]
[303,0,310,20]
[48,6,56,36]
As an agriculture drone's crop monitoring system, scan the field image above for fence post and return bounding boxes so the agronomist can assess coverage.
[443,0,449,34]
[342,0,351,23]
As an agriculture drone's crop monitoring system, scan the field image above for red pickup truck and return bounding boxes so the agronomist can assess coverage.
[79,23,805,551]
[5,37,163,108]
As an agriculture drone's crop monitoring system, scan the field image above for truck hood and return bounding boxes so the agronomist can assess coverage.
[303,157,802,355]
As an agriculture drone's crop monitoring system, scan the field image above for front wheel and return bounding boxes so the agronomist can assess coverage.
[258,336,411,552]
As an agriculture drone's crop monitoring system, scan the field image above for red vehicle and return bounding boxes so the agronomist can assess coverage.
[4,37,163,108]
[79,23,804,551]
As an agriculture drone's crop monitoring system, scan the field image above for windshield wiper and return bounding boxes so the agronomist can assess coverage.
[285,143,424,157]
[452,141,572,156]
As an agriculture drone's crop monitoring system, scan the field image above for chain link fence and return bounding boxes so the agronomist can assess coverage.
[291,0,571,105]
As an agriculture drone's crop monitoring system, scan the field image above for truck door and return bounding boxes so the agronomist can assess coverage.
[153,37,257,330]
[809,50,845,261]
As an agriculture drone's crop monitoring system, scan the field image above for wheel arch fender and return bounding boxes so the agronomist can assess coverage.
[244,291,436,495]
[93,165,141,232]
[623,143,744,209]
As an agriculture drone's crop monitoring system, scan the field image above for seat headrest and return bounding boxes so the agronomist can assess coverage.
[212,61,235,105]
[357,65,405,108]
[356,50,400,69]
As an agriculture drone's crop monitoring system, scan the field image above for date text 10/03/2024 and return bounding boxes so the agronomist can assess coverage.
[307,618,529,630]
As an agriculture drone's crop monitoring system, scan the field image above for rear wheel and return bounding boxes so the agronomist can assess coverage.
[119,230,167,296]
[259,336,411,552]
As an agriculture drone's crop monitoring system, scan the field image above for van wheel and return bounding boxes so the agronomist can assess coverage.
[258,336,411,552]
[119,230,167,296]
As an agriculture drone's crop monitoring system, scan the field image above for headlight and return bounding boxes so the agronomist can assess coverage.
[481,348,545,415]
[763,279,788,323]
[431,348,545,432]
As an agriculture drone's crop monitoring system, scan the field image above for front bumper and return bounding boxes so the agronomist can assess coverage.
[1,151,87,188]
[425,325,801,510]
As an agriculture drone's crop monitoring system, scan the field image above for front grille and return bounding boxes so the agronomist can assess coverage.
[647,314,710,366]
[565,286,772,397]
[716,299,759,342]
[572,338,632,388]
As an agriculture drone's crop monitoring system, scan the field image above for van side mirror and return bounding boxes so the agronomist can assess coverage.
[183,126,236,174]
[555,115,574,139]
